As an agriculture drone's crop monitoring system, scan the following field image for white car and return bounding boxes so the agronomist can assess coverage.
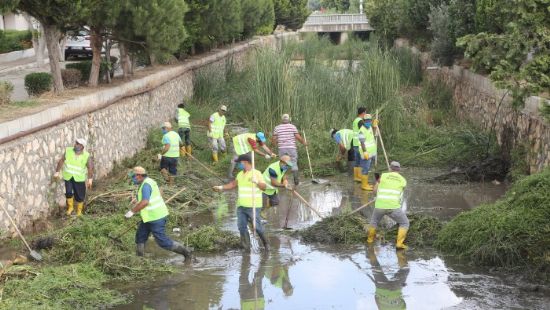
[64,29,92,59]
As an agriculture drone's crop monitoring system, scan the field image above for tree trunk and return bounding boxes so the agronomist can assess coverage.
[88,27,103,87]
[119,41,131,79]
[58,35,66,62]
[105,39,112,83]
[37,24,46,66]
[23,14,44,67]
[42,23,64,94]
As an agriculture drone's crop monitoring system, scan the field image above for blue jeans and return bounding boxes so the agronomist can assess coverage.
[361,155,375,175]
[353,146,361,167]
[135,216,173,249]
[237,206,264,235]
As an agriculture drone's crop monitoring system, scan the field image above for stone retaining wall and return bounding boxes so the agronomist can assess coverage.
[0,33,298,236]
[395,39,550,174]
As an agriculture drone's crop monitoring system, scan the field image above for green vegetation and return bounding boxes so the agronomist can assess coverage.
[436,169,550,278]
[0,29,32,53]
[0,81,14,105]
[24,72,52,96]
[299,213,442,246]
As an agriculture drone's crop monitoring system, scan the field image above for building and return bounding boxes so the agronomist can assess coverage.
[0,13,28,31]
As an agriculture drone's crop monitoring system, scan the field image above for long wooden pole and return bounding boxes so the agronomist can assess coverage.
[303,130,315,180]
[251,151,256,237]
[376,126,390,171]
[375,109,379,168]
[291,190,323,218]
[347,199,375,216]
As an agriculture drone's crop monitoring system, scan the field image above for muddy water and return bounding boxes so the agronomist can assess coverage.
[114,169,550,309]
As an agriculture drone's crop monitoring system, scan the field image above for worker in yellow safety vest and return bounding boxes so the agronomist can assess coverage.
[213,154,269,252]
[158,122,182,186]
[260,155,293,222]
[208,105,228,163]
[239,253,267,310]
[367,244,409,309]
[125,166,193,259]
[357,114,378,191]
[228,131,276,179]
[53,138,94,217]
[352,107,367,182]
[367,161,409,250]
[331,128,355,164]
[176,101,192,158]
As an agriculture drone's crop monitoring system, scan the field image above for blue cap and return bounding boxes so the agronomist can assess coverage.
[256,132,266,143]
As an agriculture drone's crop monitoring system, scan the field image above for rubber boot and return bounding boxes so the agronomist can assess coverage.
[354,167,363,182]
[76,202,84,217]
[228,160,236,179]
[367,226,376,243]
[186,145,192,157]
[257,231,270,253]
[292,170,300,186]
[179,146,186,157]
[396,228,408,250]
[396,250,407,268]
[136,243,145,256]
[212,152,219,163]
[66,197,74,216]
[170,241,194,259]
[240,233,251,250]
[361,174,373,191]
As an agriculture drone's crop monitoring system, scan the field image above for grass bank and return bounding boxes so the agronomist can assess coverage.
[435,169,550,279]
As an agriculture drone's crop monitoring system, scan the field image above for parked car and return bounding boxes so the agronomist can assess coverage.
[64,29,92,59]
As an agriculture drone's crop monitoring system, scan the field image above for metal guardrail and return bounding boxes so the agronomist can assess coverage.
[303,14,369,25]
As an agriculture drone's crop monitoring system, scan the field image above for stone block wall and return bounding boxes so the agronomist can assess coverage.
[0,33,298,236]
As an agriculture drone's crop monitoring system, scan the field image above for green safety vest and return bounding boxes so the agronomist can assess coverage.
[137,177,169,223]
[337,129,354,151]
[163,131,181,158]
[352,116,362,147]
[236,169,263,208]
[210,112,226,139]
[177,108,190,129]
[359,126,377,158]
[62,147,90,182]
[375,172,407,209]
[233,133,256,156]
[375,287,406,310]
[262,161,284,196]
[241,298,265,310]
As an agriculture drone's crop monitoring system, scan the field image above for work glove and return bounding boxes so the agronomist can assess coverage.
[213,185,223,192]
[206,131,212,138]
[264,154,271,160]
[86,178,93,189]
[224,132,230,138]
[363,152,369,160]
[372,119,379,128]
[157,154,162,161]
[125,210,134,219]
[53,171,61,181]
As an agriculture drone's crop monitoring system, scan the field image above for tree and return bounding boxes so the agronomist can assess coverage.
[458,0,550,107]
[242,0,275,38]
[428,3,454,66]
[273,0,309,30]
[365,0,407,45]
[320,0,350,12]
[1,0,88,94]
[181,0,213,54]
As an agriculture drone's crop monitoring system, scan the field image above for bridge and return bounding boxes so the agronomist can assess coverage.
[299,14,373,44]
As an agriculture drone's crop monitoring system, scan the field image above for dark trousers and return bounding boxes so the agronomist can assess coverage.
[178,128,191,146]
[64,178,86,202]
[160,156,178,175]
[135,217,174,249]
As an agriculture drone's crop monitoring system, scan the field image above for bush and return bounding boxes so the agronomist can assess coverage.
[0,80,14,105]
[0,30,32,53]
[24,72,52,96]
[61,68,82,88]
[66,56,118,82]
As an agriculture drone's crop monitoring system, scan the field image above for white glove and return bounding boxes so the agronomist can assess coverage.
[285,183,293,190]
[213,185,223,192]
[264,154,271,160]
[125,210,134,218]
[157,154,162,161]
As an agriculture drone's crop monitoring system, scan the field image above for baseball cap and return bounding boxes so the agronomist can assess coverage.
[133,166,147,175]
[220,105,227,111]
[390,161,401,169]
[256,132,266,143]
[280,154,293,167]
[161,122,172,128]
[364,114,372,120]
[75,138,87,146]
[282,114,290,122]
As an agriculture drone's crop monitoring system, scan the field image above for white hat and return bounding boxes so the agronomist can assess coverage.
[282,114,290,122]
[220,105,227,111]
[161,122,172,128]
[133,166,147,175]
[75,138,87,146]
[390,161,401,169]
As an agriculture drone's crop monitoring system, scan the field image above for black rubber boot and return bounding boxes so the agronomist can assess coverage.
[240,233,251,251]
[292,171,300,186]
[257,231,270,253]
[136,243,145,256]
[170,241,194,259]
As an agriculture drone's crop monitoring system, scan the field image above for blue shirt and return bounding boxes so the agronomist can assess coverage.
[334,132,342,144]
[268,168,278,178]
[139,183,152,201]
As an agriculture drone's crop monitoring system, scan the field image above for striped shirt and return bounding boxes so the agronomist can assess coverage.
[273,123,298,149]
